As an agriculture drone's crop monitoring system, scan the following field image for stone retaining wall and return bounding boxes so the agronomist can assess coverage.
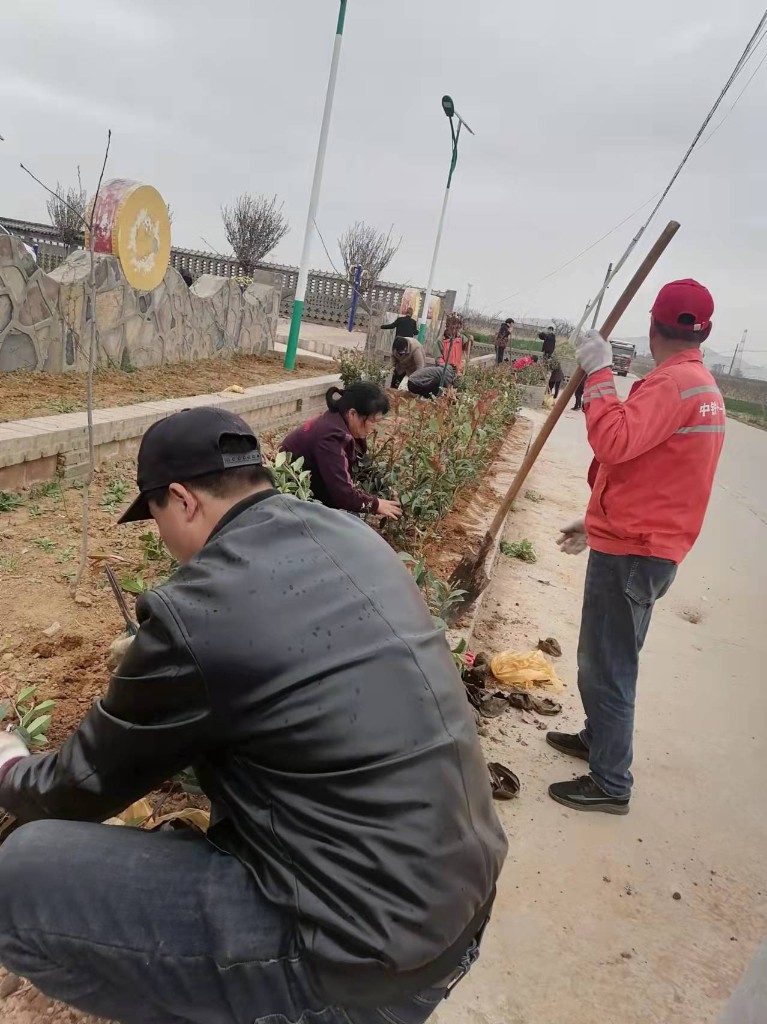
[0,373,339,492]
[0,234,281,375]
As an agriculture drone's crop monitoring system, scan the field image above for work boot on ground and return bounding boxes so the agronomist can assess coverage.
[546,731,589,761]
[548,775,630,815]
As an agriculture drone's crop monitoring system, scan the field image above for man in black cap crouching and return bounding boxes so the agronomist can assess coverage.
[0,406,507,1024]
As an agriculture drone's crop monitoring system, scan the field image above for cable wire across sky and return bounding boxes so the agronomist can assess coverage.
[480,9,767,318]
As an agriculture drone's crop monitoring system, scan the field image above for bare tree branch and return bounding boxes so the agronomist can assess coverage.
[551,318,576,338]
[221,193,289,275]
[338,221,400,292]
[20,163,87,234]
[46,171,87,248]
[74,130,113,593]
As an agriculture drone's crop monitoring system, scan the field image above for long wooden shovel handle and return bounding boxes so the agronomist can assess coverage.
[479,219,681,560]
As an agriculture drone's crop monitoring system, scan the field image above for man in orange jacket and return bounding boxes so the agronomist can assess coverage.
[547,279,724,814]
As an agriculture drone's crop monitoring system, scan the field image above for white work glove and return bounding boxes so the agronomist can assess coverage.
[0,730,29,770]
[576,329,612,376]
[557,518,587,555]
[108,634,135,670]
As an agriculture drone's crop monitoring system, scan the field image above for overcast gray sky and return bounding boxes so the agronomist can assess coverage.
[2,0,766,366]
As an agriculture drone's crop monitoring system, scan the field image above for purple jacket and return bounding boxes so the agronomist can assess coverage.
[281,411,380,514]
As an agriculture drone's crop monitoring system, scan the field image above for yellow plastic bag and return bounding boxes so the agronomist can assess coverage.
[490,649,563,691]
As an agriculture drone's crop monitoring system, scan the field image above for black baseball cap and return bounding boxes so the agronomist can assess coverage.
[118,406,263,524]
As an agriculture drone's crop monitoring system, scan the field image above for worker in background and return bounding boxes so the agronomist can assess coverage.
[0,407,506,1022]
[572,376,586,411]
[382,306,418,339]
[547,354,564,399]
[408,363,457,398]
[441,334,465,373]
[548,280,724,814]
[511,354,538,372]
[495,318,514,364]
[282,383,401,519]
[391,336,426,389]
[538,326,556,359]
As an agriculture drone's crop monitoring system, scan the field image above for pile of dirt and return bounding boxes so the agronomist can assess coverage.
[0,351,334,423]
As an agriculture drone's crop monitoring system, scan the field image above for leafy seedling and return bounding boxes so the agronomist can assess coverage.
[29,480,62,500]
[33,537,55,553]
[0,556,19,572]
[7,686,56,749]
[101,478,130,513]
[501,538,537,563]
[46,398,80,414]
[120,570,149,595]
[28,504,43,518]
[139,531,167,563]
[0,491,23,513]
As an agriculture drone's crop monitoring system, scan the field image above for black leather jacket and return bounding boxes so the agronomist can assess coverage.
[0,491,507,1005]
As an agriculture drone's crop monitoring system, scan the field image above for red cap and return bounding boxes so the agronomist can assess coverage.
[651,279,714,333]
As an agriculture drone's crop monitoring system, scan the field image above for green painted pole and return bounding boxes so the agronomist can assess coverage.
[285,0,347,369]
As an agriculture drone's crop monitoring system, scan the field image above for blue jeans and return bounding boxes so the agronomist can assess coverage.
[577,551,677,798]
[0,820,465,1024]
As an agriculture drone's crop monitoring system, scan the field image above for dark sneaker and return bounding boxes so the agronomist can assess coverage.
[546,731,590,761]
[548,775,630,815]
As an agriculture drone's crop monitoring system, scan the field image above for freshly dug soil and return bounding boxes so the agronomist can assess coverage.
[0,351,334,423]
[0,976,107,1024]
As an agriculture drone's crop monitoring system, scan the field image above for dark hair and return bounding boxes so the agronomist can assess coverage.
[326,382,390,418]
[392,336,409,354]
[149,434,274,509]
[505,318,514,325]
[652,315,711,344]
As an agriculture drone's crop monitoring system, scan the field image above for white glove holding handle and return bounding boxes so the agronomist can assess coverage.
[576,329,613,376]
[557,518,587,556]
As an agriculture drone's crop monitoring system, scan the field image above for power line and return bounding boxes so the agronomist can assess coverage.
[480,9,767,315]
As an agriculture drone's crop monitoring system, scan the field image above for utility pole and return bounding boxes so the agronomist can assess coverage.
[728,328,747,375]
[462,283,472,315]
[284,0,347,369]
[591,263,613,329]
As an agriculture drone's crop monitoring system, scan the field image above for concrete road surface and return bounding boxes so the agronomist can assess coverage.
[434,378,767,1024]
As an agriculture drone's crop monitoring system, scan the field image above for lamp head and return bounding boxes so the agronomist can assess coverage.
[442,95,455,118]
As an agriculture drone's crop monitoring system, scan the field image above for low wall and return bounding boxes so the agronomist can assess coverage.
[0,373,339,492]
[0,234,281,375]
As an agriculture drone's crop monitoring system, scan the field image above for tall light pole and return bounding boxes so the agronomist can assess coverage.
[284,0,347,370]
[417,95,475,343]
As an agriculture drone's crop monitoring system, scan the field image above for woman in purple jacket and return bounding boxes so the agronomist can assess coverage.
[281,383,402,519]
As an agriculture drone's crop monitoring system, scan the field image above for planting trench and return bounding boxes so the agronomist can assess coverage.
[0,396,532,1023]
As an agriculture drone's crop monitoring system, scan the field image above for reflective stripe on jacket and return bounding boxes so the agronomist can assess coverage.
[584,349,725,563]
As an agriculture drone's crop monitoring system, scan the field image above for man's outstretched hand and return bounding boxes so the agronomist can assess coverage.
[557,518,587,555]
[377,498,403,520]
[576,329,613,376]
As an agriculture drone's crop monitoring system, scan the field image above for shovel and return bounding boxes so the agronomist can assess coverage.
[448,220,680,616]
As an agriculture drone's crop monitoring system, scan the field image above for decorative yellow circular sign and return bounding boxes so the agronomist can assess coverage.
[86,179,171,291]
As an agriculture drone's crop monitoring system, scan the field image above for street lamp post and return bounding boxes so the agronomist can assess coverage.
[284,0,348,370]
[417,95,475,343]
